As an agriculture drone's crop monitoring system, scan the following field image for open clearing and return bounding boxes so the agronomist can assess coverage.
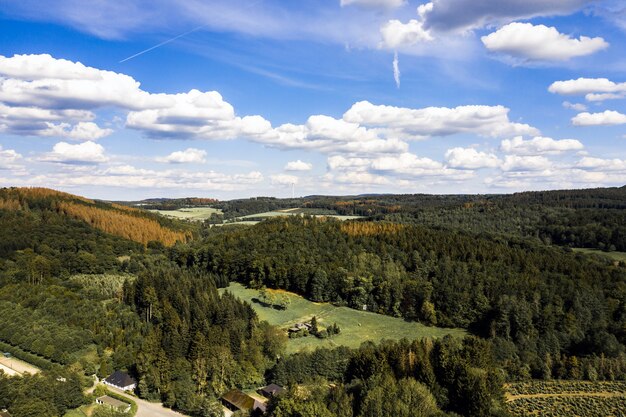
[222,283,465,354]
[150,207,222,221]
[236,209,363,222]
[0,356,40,375]
[506,380,626,417]
[573,248,626,263]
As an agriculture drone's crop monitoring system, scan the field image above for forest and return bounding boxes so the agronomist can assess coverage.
[1,186,625,417]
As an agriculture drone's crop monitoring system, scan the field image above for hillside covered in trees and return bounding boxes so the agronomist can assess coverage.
[2,186,626,417]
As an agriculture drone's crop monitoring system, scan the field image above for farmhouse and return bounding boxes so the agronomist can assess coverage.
[258,383,284,398]
[288,322,312,333]
[96,395,131,413]
[103,371,137,391]
[221,389,266,414]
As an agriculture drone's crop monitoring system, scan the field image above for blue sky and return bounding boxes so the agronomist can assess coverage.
[0,0,625,200]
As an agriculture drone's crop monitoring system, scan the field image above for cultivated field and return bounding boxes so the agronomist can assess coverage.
[236,209,363,222]
[0,356,40,376]
[506,380,626,417]
[150,207,222,221]
[573,248,626,263]
[221,283,466,354]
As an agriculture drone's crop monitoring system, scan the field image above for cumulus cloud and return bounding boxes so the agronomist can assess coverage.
[500,136,584,155]
[562,101,587,111]
[343,101,538,139]
[40,121,113,141]
[481,22,608,62]
[380,19,432,49]
[40,141,108,164]
[341,0,405,8]
[421,0,593,32]
[156,148,207,164]
[270,173,298,185]
[576,157,626,171]
[445,147,500,169]
[501,155,552,171]
[549,78,626,102]
[572,110,626,126]
[284,160,313,171]
[0,145,22,169]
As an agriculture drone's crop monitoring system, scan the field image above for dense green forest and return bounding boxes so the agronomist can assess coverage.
[2,186,626,417]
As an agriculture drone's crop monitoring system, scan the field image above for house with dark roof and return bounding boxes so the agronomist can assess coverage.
[258,383,284,398]
[96,395,131,413]
[221,389,266,414]
[103,371,137,391]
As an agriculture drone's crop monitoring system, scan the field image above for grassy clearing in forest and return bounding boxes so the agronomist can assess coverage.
[221,282,466,354]
[150,207,222,221]
[573,248,626,263]
[506,380,626,417]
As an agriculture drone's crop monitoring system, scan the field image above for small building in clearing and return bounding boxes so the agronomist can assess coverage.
[258,383,284,398]
[221,389,266,414]
[96,395,131,413]
[103,371,137,391]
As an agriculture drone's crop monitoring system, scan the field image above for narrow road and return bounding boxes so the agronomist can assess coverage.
[107,386,187,417]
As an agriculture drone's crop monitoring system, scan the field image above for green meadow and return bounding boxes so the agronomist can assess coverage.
[221,282,466,354]
[573,248,626,263]
[150,207,222,221]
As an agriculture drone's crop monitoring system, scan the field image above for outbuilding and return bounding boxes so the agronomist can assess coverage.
[258,383,284,398]
[221,389,266,414]
[96,395,131,413]
[103,371,137,391]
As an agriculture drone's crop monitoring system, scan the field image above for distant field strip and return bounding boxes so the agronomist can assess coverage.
[0,356,40,375]
[506,381,626,417]
[222,283,465,354]
[150,207,222,221]
[573,248,626,263]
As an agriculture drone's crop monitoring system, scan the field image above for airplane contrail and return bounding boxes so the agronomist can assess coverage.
[119,25,209,63]
[119,0,263,64]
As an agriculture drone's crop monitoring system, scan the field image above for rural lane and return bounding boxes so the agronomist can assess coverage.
[107,387,187,417]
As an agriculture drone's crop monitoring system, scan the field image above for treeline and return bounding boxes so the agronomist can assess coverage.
[0,370,86,417]
[123,267,286,415]
[126,197,218,210]
[266,337,507,417]
[189,216,626,380]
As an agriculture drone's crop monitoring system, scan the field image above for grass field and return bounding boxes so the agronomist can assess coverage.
[150,207,222,221]
[506,380,626,417]
[221,283,466,354]
[237,209,363,222]
[0,356,40,376]
[573,248,626,263]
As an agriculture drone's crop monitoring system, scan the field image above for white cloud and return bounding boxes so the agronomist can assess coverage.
[500,136,584,155]
[393,51,401,88]
[270,173,298,185]
[40,121,113,141]
[576,157,626,171]
[156,148,207,164]
[481,22,608,62]
[40,141,108,164]
[284,160,313,171]
[0,145,22,169]
[341,0,405,8]
[501,155,552,171]
[549,78,626,102]
[343,101,539,139]
[445,147,500,169]
[572,110,626,126]
[562,101,587,111]
[380,19,433,49]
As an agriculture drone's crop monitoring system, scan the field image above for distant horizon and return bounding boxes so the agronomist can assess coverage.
[1,1,625,199]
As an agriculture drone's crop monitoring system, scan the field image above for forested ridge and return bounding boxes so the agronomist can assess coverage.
[1,186,626,417]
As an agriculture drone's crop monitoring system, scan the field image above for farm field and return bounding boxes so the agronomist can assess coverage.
[221,282,466,354]
[573,248,626,263]
[236,209,363,222]
[506,380,626,417]
[0,355,40,376]
[150,207,222,221]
